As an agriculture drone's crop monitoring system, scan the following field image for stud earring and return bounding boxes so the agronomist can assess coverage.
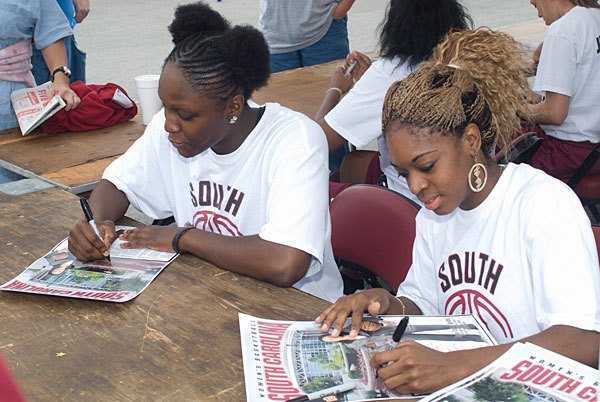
[229,116,238,125]
[468,156,487,193]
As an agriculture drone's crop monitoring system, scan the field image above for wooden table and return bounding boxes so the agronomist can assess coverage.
[0,188,330,401]
[0,117,145,194]
[0,60,345,195]
[253,59,345,118]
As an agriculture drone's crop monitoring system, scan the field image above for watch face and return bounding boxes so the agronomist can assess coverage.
[53,66,71,78]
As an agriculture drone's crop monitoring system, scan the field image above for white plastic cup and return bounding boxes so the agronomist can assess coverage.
[135,74,162,125]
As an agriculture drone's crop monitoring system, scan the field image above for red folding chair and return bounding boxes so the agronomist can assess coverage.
[494,131,543,164]
[566,144,600,222]
[329,184,420,294]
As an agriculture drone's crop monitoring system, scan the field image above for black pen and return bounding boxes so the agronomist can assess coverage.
[387,316,409,351]
[79,198,111,262]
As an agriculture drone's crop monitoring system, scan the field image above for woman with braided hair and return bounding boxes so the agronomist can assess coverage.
[316,29,600,394]
[67,1,343,302]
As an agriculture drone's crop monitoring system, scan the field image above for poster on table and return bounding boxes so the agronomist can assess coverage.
[239,313,497,401]
[1,226,177,302]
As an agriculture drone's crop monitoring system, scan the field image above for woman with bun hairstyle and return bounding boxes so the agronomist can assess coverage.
[316,29,600,394]
[67,2,343,302]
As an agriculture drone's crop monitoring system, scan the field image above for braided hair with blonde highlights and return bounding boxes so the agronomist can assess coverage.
[568,0,600,8]
[382,28,531,157]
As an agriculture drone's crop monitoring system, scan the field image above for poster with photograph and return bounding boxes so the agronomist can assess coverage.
[422,342,600,402]
[239,313,497,401]
[0,226,177,302]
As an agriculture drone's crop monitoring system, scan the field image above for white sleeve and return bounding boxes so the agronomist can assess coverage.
[102,113,174,220]
[324,62,392,148]
[533,31,577,97]
[395,212,440,315]
[524,185,600,333]
[258,120,331,277]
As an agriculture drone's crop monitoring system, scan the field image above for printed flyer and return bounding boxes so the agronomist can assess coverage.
[239,313,497,401]
[1,226,177,302]
[422,342,600,402]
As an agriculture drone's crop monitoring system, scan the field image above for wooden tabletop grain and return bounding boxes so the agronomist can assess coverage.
[0,188,330,401]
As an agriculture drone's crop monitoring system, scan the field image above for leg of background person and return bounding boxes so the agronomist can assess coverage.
[31,35,86,84]
[529,132,600,180]
[269,51,303,74]
[68,36,86,83]
[299,16,349,67]
[339,150,378,184]
[329,143,349,173]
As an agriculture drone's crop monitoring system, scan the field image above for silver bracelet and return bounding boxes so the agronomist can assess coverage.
[325,87,343,97]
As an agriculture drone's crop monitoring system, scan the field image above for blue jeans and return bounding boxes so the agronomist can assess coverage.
[270,17,349,73]
[31,35,86,84]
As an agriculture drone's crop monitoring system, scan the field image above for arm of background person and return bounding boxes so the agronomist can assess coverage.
[314,51,372,152]
[332,0,356,19]
[40,40,80,110]
[527,91,570,126]
[73,0,90,23]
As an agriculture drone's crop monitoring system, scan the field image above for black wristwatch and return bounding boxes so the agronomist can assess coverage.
[52,66,72,80]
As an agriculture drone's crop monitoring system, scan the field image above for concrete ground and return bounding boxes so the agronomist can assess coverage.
[76,0,541,101]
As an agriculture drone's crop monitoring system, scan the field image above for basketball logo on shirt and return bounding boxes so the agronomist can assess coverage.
[446,289,514,339]
[192,211,243,236]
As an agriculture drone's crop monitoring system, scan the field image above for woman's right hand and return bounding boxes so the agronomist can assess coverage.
[68,220,117,261]
[345,51,372,81]
[316,288,394,338]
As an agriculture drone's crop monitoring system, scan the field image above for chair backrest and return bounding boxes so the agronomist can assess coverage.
[494,131,543,165]
[329,184,419,293]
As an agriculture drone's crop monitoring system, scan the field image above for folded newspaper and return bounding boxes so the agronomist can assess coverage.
[0,226,177,302]
[239,313,497,401]
[422,342,600,402]
[10,81,65,135]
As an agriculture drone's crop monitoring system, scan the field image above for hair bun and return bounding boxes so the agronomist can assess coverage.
[168,1,230,45]
[222,25,271,93]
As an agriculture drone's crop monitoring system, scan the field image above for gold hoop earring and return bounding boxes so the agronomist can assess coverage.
[468,158,487,193]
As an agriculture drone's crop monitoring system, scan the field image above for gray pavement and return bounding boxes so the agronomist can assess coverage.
[76,0,540,101]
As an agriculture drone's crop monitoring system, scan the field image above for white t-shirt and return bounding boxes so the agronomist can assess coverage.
[324,57,420,204]
[397,163,600,344]
[103,103,343,302]
[534,6,600,143]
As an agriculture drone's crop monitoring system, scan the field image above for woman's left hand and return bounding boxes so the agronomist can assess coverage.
[49,81,81,111]
[118,226,184,252]
[372,341,466,395]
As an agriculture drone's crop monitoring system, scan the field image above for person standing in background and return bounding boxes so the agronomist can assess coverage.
[0,0,81,130]
[31,0,89,84]
[259,0,356,74]
[259,0,356,173]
